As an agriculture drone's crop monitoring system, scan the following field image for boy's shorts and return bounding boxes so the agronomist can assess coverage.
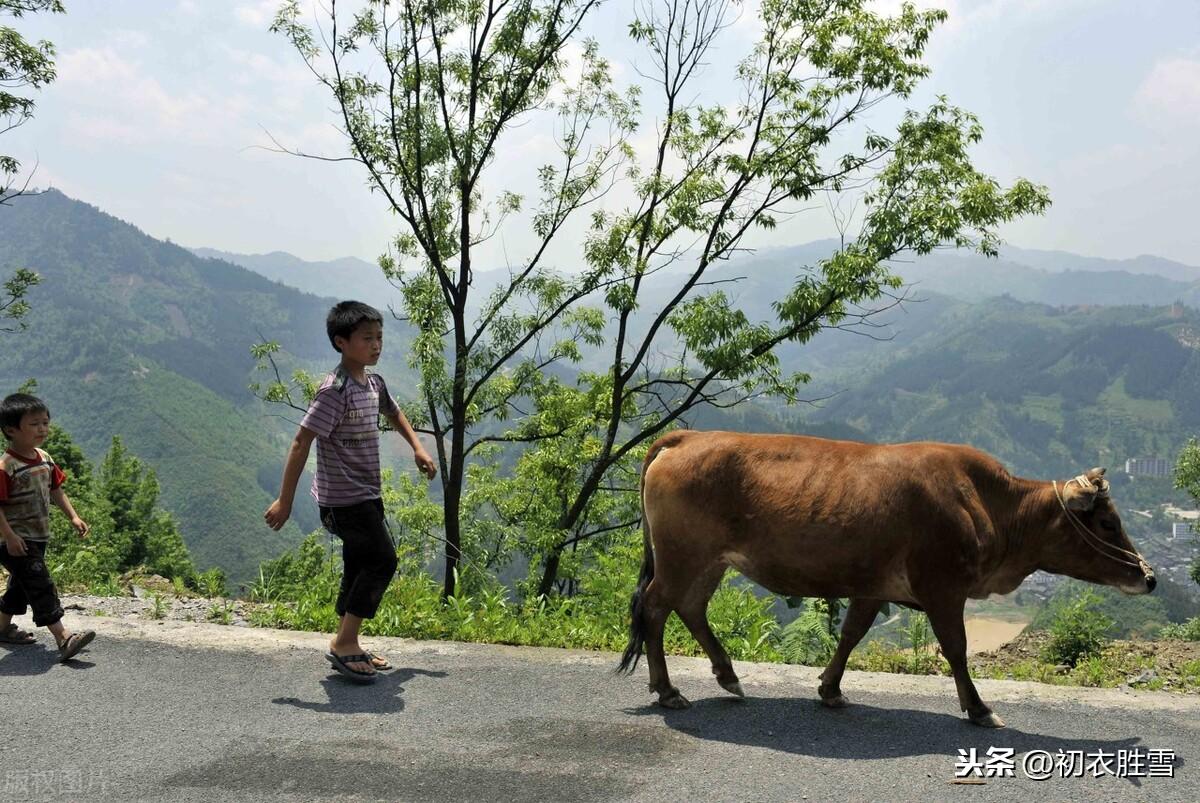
[318,498,398,619]
[0,539,64,627]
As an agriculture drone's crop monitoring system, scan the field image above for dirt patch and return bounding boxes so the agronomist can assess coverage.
[963,616,1028,654]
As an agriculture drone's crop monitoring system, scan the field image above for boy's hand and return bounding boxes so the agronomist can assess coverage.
[414,448,437,480]
[2,533,26,557]
[71,517,90,538]
[264,499,291,530]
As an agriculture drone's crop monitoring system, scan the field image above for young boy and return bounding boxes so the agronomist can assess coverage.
[265,301,436,682]
[0,393,95,661]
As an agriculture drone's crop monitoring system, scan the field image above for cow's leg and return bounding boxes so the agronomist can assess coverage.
[674,564,743,698]
[818,598,883,708]
[924,599,1004,728]
[642,578,689,709]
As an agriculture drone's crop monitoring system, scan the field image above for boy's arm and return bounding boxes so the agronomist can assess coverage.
[265,426,317,530]
[0,507,25,556]
[384,408,437,479]
[50,487,89,536]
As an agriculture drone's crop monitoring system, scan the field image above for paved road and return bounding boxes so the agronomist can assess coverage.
[1,615,1197,802]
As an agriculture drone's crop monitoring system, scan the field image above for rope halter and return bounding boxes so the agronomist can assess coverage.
[1052,475,1153,578]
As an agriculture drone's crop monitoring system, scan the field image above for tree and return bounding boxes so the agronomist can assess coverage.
[275,0,1049,598]
[0,0,62,330]
[1175,439,1200,586]
[99,436,195,581]
[530,0,1050,594]
[40,427,196,585]
[274,0,633,597]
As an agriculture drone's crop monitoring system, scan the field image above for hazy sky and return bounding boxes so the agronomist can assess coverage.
[6,0,1199,267]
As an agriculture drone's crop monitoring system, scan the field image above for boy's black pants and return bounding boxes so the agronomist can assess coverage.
[318,498,398,620]
[0,539,64,627]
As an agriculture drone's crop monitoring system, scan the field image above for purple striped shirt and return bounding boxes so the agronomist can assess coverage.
[300,367,400,506]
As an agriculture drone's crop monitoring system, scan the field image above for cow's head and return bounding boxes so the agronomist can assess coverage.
[1040,467,1156,595]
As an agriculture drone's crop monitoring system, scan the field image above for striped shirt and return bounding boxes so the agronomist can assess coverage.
[0,448,67,542]
[300,367,400,507]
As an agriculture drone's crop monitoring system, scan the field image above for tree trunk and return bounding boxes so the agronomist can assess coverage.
[536,547,562,598]
[442,471,463,599]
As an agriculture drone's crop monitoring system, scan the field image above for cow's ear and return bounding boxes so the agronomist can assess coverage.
[1064,476,1099,511]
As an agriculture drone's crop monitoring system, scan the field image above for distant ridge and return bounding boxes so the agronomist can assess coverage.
[190,247,397,303]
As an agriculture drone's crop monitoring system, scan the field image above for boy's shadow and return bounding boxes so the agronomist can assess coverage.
[0,643,95,676]
[272,667,448,715]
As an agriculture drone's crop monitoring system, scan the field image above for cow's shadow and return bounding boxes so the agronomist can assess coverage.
[625,694,1185,786]
[272,666,448,716]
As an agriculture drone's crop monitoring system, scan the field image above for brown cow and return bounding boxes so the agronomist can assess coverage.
[617,430,1155,727]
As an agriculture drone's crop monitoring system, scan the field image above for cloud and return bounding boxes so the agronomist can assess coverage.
[1134,57,1200,131]
[55,47,252,146]
[235,1,280,28]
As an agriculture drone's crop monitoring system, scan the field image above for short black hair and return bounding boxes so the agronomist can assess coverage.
[326,301,384,353]
[0,393,49,439]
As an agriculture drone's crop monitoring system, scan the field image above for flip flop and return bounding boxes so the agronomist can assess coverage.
[58,630,95,662]
[325,651,377,683]
[0,623,36,645]
[367,652,392,671]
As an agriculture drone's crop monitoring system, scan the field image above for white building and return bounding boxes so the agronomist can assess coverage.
[1125,457,1171,477]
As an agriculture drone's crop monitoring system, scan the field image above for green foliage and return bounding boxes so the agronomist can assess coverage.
[1160,618,1200,642]
[848,640,950,676]
[1,267,38,331]
[1175,440,1200,587]
[194,567,227,599]
[249,528,782,661]
[207,599,234,625]
[147,592,167,620]
[779,601,837,665]
[1041,591,1114,667]
[1028,577,1197,640]
[40,425,198,589]
[273,0,1047,600]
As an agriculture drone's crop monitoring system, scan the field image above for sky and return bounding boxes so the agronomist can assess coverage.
[5,0,1200,268]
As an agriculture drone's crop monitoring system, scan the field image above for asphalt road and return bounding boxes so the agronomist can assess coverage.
[1,615,1197,802]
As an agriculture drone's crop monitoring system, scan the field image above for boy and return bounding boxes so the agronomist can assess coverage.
[0,393,95,661]
[265,301,436,682]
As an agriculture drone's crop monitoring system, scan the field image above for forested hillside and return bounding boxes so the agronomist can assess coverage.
[3,190,1197,597]
[0,191,395,583]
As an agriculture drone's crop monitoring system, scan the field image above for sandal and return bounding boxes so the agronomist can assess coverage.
[58,630,95,662]
[367,651,392,671]
[0,623,36,645]
[325,651,376,683]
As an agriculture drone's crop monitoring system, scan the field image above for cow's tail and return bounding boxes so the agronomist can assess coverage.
[617,446,662,675]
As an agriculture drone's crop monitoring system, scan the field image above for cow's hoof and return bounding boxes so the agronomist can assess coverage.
[820,694,849,708]
[968,711,1006,728]
[657,690,691,710]
[719,679,746,698]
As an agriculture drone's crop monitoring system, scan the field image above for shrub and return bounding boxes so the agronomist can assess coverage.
[1160,617,1200,641]
[1041,591,1113,667]
[778,603,836,665]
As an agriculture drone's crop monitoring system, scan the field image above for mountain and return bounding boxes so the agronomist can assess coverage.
[1000,246,1200,283]
[5,190,1197,593]
[711,242,1200,313]
[190,247,399,304]
[0,190,416,585]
